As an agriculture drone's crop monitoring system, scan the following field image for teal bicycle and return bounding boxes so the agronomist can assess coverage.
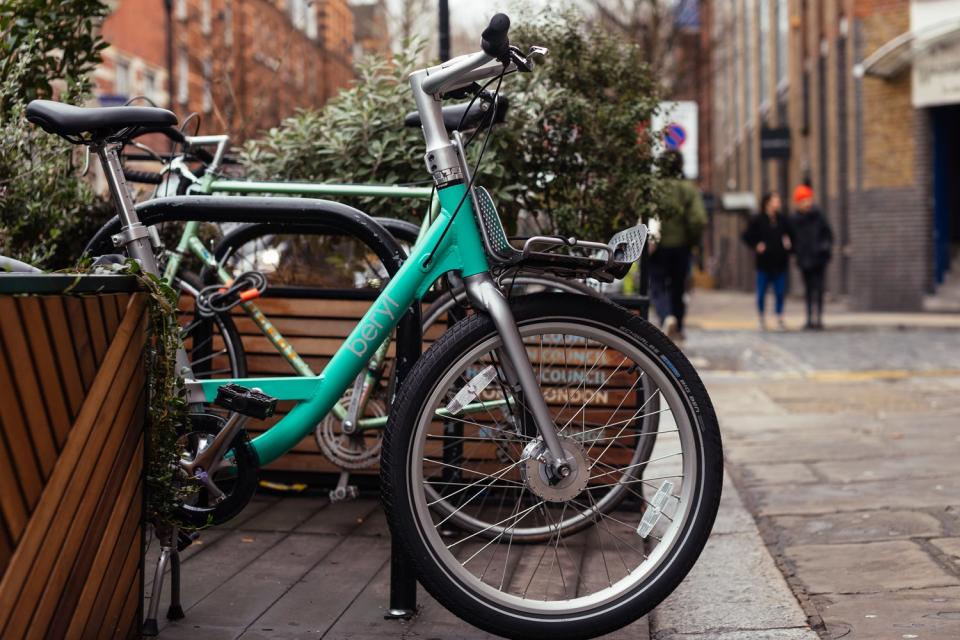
[25,14,722,638]
[87,117,605,487]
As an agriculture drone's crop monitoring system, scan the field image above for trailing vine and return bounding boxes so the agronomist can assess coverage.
[121,260,195,529]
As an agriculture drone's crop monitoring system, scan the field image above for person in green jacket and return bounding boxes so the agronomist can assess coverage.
[649,150,707,341]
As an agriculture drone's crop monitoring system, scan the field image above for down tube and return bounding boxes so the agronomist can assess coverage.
[244,211,457,465]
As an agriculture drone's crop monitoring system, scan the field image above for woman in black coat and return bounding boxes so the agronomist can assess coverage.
[791,185,833,329]
[742,192,792,331]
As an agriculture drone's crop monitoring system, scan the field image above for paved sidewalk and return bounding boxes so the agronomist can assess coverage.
[684,289,960,332]
[686,325,960,640]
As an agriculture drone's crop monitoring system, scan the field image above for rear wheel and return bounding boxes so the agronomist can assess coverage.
[382,293,722,640]
[174,272,246,380]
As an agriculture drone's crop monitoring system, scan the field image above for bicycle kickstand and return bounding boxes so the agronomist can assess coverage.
[329,470,359,503]
[142,525,187,635]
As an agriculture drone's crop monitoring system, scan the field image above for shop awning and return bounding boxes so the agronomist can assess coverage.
[855,17,960,78]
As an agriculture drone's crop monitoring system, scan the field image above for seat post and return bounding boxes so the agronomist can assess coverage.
[93,142,160,275]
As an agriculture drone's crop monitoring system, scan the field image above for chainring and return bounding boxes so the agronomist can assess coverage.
[314,388,386,469]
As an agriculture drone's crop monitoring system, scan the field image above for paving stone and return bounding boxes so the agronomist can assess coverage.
[769,510,944,546]
[652,532,808,634]
[785,540,958,594]
[740,462,819,486]
[712,473,756,536]
[708,385,785,417]
[931,537,960,570]
[751,475,960,517]
[653,628,817,640]
[813,586,960,640]
[812,455,960,484]
[725,437,889,465]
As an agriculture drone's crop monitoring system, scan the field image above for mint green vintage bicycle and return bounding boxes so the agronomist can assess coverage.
[24,14,722,638]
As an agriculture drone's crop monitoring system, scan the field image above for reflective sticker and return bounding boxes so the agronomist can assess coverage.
[445,365,498,415]
[637,480,674,538]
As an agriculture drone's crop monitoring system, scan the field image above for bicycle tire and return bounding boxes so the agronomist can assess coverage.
[381,293,722,640]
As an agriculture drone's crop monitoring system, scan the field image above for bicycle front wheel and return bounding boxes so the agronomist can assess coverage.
[381,293,722,640]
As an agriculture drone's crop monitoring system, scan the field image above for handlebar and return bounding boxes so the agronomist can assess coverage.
[480,13,510,59]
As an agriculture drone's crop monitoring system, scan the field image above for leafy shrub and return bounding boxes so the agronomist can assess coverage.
[0,0,111,268]
[242,11,664,242]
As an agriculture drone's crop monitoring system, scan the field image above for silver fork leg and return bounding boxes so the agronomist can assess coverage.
[463,273,569,471]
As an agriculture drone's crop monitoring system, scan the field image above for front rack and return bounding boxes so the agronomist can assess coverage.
[472,186,647,283]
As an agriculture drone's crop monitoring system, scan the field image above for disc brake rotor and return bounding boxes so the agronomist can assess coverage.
[315,387,385,469]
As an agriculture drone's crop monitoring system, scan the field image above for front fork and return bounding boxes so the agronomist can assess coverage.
[463,273,572,477]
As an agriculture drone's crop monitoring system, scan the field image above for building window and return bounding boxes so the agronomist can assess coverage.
[290,0,307,31]
[759,0,770,106]
[144,70,158,101]
[224,0,233,46]
[115,58,130,96]
[202,58,213,113]
[201,0,211,35]
[776,0,789,87]
[306,2,318,40]
[177,48,189,105]
[176,0,187,21]
[742,0,752,123]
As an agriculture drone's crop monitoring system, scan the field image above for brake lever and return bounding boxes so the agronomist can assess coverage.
[510,45,549,73]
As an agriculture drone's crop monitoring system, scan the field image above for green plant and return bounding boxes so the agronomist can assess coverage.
[0,3,112,268]
[124,261,194,529]
[242,12,664,241]
[0,0,108,113]
[240,42,430,220]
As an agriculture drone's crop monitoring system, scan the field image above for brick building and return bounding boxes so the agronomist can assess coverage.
[96,0,355,141]
[706,0,960,311]
[351,0,391,59]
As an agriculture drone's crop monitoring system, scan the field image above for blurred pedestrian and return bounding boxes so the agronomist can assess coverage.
[791,185,833,329]
[649,150,707,341]
[742,192,792,331]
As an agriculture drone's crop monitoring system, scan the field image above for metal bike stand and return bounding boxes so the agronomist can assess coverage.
[384,302,423,620]
[142,525,185,636]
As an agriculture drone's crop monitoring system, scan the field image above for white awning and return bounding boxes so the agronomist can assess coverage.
[855,17,960,78]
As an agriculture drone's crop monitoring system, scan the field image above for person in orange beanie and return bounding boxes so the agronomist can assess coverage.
[790,185,833,329]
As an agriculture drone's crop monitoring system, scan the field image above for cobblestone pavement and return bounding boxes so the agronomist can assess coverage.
[683,322,960,640]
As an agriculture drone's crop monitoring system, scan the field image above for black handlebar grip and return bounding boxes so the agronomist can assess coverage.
[481,13,510,59]
[123,168,164,184]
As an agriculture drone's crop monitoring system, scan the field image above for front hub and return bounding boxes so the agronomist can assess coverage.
[520,438,590,503]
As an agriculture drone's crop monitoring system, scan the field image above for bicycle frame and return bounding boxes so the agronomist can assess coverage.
[183,179,488,466]
[156,145,441,427]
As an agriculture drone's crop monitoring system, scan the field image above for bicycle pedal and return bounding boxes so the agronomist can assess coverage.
[214,383,277,420]
[329,484,359,503]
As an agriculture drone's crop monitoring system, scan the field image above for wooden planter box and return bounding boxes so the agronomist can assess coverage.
[0,275,147,639]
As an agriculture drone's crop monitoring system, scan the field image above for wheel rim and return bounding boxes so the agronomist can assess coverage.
[407,319,702,614]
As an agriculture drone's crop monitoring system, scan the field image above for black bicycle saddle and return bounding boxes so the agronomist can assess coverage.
[25,99,177,142]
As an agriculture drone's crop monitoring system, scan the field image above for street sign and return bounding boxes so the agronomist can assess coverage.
[760,126,791,159]
[653,101,698,179]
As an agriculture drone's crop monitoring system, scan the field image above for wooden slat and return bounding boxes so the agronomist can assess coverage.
[0,298,57,480]
[97,528,140,639]
[81,507,143,640]
[0,331,44,511]
[3,366,145,639]
[63,297,96,390]
[17,297,71,449]
[0,420,28,552]
[31,399,144,636]
[61,440,143,639]
[100,293,122,338]
[40,297,85,420]
[0,294,147,634]
[82,295,109,366]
